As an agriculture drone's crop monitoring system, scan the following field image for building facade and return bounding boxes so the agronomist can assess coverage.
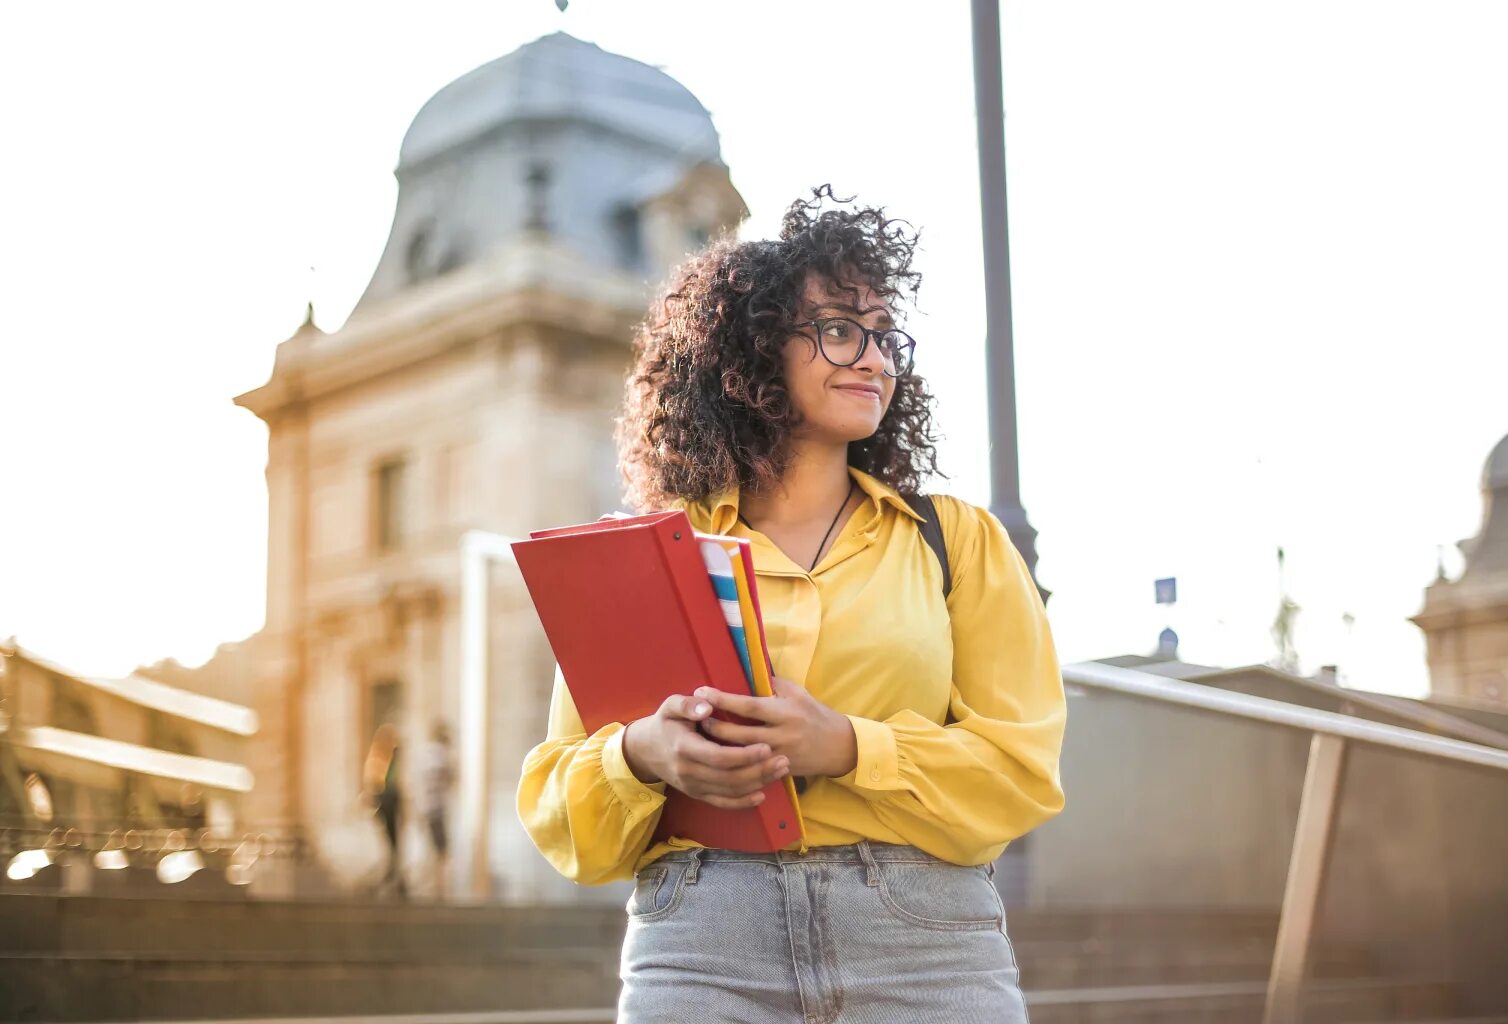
[1,642,260,894]
[226,33,746,897]
[1414,432,1508,711]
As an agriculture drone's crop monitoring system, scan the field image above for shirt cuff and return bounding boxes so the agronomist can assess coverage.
[834,715,902,791]
[601,726,668,818]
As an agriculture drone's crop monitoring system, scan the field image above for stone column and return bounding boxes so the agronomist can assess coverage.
[249,395,310,836]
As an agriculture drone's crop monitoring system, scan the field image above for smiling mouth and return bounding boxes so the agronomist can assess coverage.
[834,386,881,400]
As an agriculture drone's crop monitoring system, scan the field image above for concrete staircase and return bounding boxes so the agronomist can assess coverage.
[1006,907,1457,1023]
[1,893,626,1021]
[0,893,1478,1022]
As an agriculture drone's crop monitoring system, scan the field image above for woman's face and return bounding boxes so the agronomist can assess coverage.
[781,274,897,444]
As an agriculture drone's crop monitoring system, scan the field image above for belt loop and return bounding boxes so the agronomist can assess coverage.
[684,847,705,885]
[856,840,880,887]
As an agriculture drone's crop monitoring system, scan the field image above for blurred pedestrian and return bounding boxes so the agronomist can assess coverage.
[418,720,454,900]
[363,723,405,899]
[518,187,1066,1022]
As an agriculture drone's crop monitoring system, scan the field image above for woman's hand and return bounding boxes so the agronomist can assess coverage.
[694,677,859,780]
[622,694,792,809]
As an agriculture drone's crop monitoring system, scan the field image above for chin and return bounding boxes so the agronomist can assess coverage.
[821,416,885,443]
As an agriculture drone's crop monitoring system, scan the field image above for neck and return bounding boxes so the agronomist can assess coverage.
[741,438,852,526]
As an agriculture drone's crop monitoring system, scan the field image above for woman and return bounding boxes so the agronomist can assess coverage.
[363,723,405,899]
[517,187,1066,1023]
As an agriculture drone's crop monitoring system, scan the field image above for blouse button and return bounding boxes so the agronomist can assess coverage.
[869,768,881,782]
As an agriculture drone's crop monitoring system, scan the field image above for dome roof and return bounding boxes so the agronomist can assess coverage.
[1486,432,1508,492]
[351,32,743,316]
[399,32,720,168]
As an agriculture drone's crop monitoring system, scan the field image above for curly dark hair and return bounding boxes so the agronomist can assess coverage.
[617,185,941,511]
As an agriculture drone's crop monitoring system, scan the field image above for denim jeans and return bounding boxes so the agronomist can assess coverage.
[618,841,1030,1024]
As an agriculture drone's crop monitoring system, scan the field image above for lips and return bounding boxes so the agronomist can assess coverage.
[834,384,882,399]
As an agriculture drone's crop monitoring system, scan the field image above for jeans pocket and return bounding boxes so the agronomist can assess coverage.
[626,861,687,922]
[875,861,1003,932]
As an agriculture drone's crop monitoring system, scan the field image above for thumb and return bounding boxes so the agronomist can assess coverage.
[660,692,713,723]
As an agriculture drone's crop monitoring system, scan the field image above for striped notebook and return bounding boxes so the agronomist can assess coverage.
[698,537,756,693]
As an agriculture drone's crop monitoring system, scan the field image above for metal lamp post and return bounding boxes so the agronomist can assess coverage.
[971,0,1045,596]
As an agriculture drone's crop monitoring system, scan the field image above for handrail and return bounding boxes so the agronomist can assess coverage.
[1062,661,1508,773]
[1064,659,1508,1023]
[1189,665,1508,750]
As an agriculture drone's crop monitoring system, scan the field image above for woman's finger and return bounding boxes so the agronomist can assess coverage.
[710,758,790,794]
[678,732,772,770]
[699,717,773,746]
[694,685,784,723]
[769,676,807,699]
[679,754,789,796]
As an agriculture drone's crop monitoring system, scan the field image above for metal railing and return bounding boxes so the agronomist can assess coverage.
[0,818,305,889]
[1061,661,1508,1024]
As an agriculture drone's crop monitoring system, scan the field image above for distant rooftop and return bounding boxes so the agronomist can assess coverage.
[2,642,257,736]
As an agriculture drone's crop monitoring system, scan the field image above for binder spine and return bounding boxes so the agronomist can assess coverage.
[653,519,722,694]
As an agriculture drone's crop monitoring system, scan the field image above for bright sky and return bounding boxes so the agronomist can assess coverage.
[2,1,1505,698]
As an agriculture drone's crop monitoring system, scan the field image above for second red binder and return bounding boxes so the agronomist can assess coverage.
[512,509,803,852]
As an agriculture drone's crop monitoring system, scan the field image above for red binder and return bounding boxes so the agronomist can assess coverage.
[512,509,802,852]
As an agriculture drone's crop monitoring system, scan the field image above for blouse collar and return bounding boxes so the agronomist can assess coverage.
[689,466,926,535]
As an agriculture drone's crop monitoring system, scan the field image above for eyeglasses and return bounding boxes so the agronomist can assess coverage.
[792,317,916,377]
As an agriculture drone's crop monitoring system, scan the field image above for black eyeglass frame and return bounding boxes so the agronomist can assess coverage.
[791,317,917,378]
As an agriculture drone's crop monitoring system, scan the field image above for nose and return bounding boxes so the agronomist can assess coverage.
[854,331,887,375]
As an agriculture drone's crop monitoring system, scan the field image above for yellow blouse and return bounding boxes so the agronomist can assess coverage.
[516,467,1066,884]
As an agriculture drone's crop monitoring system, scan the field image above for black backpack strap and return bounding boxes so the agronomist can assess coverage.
[903,493,952,601]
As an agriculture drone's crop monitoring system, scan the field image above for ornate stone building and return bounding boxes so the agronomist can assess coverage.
[225,32,746,896]
[1414,432,1508,710]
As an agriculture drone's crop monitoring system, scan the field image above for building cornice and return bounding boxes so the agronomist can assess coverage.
[1412,581,1508,630]
[236,236,647,422]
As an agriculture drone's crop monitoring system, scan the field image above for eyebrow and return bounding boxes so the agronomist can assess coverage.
[813,302,896,328]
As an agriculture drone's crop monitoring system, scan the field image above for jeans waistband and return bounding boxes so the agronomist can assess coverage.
[652,840,951,867]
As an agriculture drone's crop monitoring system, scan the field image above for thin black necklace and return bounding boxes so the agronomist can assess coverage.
[739,480,857,572]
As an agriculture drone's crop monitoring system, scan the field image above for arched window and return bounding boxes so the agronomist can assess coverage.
[613,205,644,271]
